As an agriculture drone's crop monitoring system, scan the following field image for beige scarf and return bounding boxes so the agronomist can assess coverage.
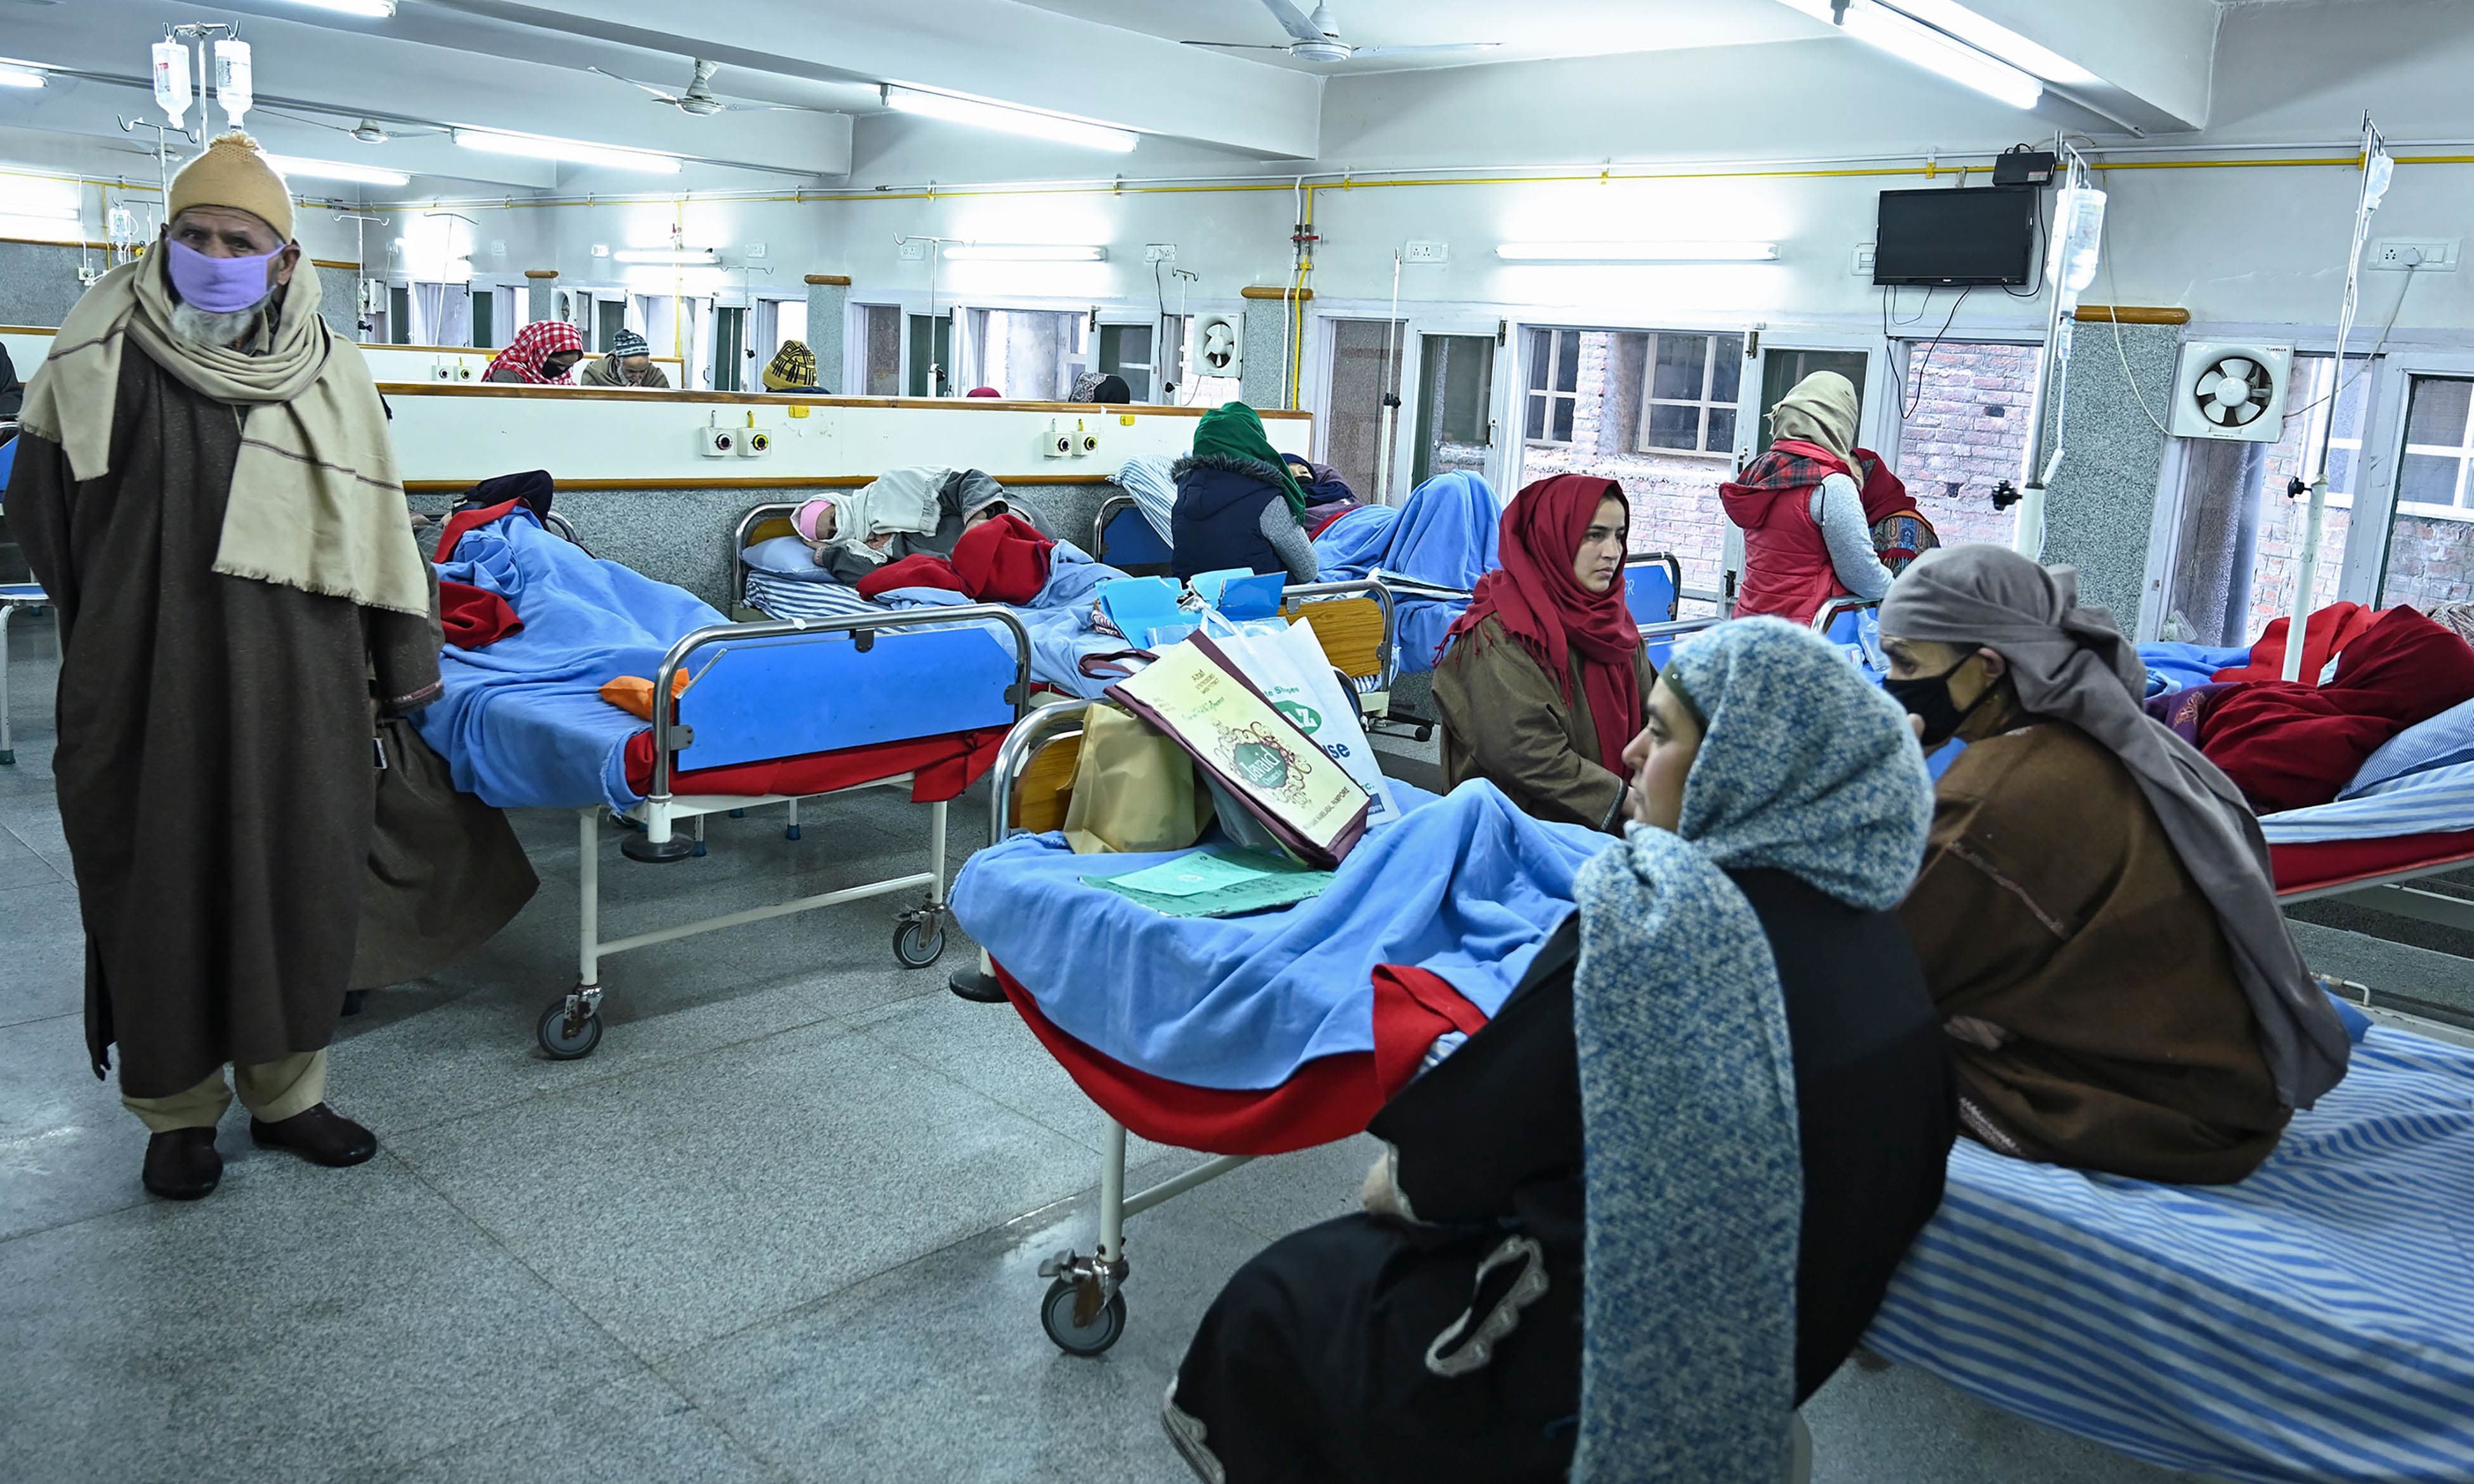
[17,252,430,615]
[1767,370,1860,465]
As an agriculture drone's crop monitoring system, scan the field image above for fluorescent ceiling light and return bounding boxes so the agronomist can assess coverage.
[1781,0,2042,110]
[453,129,683,174]
[613,247,720,265]
[275,0,399,16]
[263,153,410,187]
[0,65,49,89]
[1,200,80,222]
[1495,241,1779,263]
[1889,0,2097,85]
[942,243,1107,263]
[880,86,1136,154]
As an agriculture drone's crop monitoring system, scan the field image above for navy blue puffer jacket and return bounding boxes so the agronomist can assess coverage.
[1170,453,1292,580]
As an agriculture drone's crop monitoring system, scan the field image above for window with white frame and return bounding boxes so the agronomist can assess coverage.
[1636,332,1744,456]
[2400,376,2474,517]
[1525,328,1581,443]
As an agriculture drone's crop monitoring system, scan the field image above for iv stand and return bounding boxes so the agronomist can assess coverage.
[893,235,957,394]
[2281,112,2387,682]
[2006,134,2083,561]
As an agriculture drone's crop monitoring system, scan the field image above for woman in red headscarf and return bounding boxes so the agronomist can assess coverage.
[483,320,586,385]
[1431,475,1651,832]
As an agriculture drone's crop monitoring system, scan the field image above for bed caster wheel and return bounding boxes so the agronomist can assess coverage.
[784,824,802,842]
[893,913,947,969]
[0,749,13,766]
[537,996,603,1059]
[1040,1275,1127,1357]
[949,967,1005,1003]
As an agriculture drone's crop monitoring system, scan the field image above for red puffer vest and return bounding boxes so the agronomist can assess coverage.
[1720,441,1908,626]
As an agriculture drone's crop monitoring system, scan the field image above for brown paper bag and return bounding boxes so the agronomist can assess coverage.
[1061,704,1215,854]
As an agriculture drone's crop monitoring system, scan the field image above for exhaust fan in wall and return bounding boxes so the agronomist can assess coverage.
[2170,342,2294,444]
[1193,313,1244,379]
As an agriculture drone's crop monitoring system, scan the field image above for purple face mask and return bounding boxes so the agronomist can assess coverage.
[164,237,282,315]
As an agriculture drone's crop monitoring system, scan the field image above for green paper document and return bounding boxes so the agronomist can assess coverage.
[1085,847,1335,919]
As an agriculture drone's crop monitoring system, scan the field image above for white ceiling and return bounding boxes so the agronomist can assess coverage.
[1012,0,1823,74]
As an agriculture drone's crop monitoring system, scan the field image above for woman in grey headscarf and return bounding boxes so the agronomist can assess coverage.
[1880,544,2350,1185]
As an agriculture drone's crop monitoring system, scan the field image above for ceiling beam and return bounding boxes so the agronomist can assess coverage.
[425,0,1325,159]
[0,1,853,178]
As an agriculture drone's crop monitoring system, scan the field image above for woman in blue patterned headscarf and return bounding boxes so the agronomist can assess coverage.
[1165,618,1956,1484]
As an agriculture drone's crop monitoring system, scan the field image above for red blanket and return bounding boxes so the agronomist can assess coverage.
[952,513,1054,605]
[856,554,968,601]
[438,580,523,648]
[620,726,1004,804]
[2213,601,2377,685]
[2198,606,2474,813]
[994,963,1490,1157]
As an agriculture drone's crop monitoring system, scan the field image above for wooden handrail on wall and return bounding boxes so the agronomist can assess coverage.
[2073,306,2192,325]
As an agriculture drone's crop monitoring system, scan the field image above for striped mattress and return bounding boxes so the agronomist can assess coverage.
[1866,1024,2474,1483]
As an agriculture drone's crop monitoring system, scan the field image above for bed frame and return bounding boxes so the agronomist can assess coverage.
[536,602,1033,1060]
[0,583,60,767]
[973,698,1260,1357]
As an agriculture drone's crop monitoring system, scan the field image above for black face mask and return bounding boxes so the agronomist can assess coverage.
[1884,656,1998,748]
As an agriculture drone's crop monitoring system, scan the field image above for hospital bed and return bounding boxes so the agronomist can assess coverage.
[1092,493,1172,573]
[0,582,58,766]
[958,710,2474,1480]
[734,498,1398,711]
[423,504,1033,1059]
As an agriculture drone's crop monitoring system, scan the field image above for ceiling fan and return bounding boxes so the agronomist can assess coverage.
[1183,0,1503,64]
[590,57,752,117]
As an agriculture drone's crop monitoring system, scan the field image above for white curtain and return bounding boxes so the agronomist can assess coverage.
[409,282,449,346]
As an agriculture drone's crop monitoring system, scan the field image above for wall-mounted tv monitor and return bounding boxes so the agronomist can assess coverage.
[1873,186,2038,287]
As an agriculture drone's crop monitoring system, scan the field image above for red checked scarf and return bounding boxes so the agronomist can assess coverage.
[485,320,584,384]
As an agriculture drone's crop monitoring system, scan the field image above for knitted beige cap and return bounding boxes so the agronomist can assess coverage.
[167,131,295,243]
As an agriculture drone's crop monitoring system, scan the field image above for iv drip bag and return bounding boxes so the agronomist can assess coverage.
[213,39,253,126]
[152,40,192,127]
[2363,148,2393,214]
[2046,184,2107,316]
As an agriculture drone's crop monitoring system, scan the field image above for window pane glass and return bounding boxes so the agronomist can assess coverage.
[2405,377,2473,447]
[1555,332,1580,393]
[1644,403,1700,450]
[2381,511,2474,608]
[2328,447,2355,496]
[1526,393,1547,441]
[1709,336,1744,402]
[1415,334,1496,488]
[1528,330,1552,391]
[1651,335,1706,400]
[2329,357,2373,441]
[2400,452,2463,507]
[1552,397,1575,443]
[1706,408,1738,453]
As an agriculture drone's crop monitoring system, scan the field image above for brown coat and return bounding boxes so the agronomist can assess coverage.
[1898,720,2289,1185]
[1430,616,1653,832]
[575,354,672,388]
[10,349,443,1095]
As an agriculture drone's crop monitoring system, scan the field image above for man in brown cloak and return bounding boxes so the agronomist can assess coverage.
[10,134,443,1199]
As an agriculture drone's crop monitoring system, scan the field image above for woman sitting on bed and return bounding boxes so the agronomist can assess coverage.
[1432,475,1649,833]
[1166,618,1956,1484]
[1880,545,2353,1185]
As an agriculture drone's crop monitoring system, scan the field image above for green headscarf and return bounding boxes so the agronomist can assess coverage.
[1192,401,1306,523]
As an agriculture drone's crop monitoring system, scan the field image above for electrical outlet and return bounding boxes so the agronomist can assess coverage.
[898,240,928,261]
[591,243,610,257]
[746,242,768,259]
[1144,243,1177,263]
[738,427,772,457]
[1851,243,1877,277]
[697,426,736,458]
[490,240,506,257]
[1042,420,1071,459]
[1403,240,1447,264]
[2371,237,2459,271]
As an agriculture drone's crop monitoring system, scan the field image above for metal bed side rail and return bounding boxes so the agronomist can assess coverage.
[732,500,807,608]
[1281,576,1400,694]
[1639,616,1722,642]
[989,699,1096,845]
[645,606,1035,806]
[1811,596,1880,634]
[1626,549,1684,602]
[1091,492,1141,563]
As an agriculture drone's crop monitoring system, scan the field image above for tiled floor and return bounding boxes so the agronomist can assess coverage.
[0,614,2213,1483]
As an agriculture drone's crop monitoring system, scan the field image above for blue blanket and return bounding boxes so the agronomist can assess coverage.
[416,509,724,813]
[1311,470,1501,675]
[950,781,1603,1090]
[2140,639,2253,694]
